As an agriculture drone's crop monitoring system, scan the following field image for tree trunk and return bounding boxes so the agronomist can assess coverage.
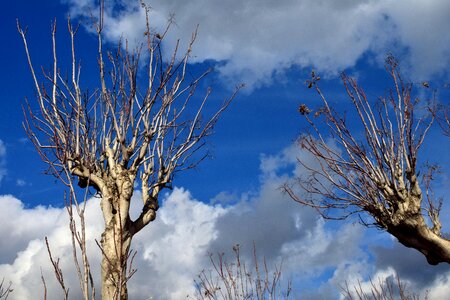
[99,170,135,299]
[101,219,132,300]
[388,215,450,265]
[387,219,450,265]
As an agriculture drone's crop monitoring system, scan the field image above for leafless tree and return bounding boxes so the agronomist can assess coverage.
[285,56,450,265]
[190,245,291,300]
[341,275,426,300]
[17,2,240,299]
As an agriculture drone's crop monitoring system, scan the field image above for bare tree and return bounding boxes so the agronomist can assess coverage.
[190,245,291,300]
[285,56,450,265]
[17,3,240,299]
[341,275,426,300]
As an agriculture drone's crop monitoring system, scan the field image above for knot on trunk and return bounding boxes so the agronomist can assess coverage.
[143,196,159,212]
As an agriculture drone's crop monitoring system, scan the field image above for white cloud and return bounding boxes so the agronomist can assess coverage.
[0,195,103,299]
[0,144,338,299]
[64,0,450,88]
[377,0,450,80]
[1,142,447,299]
[130,188,228,299]
[427,274,450,299]
[0,191,225,300]
[336,267,399,300]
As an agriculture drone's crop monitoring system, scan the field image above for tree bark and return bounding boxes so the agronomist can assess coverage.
[387,215,450,265]
[99,173,135,300]
[100,212,133,300]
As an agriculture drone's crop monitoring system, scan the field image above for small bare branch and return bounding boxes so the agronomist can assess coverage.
[190,244,291,300]
[340,275,424,300]
[45,237,69,300]
[0,278,13,300]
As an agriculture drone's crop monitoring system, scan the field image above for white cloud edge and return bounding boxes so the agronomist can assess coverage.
[63,0,450,89]
[1,142,449,298]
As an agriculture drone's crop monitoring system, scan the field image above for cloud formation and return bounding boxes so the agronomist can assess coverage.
[1,143,448,299]
[63,0,450,88]
[0,191,221,299]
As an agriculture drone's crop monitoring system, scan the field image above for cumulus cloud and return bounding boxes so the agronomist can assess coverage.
[63,0,450,88]
[130,189,228,299]
[0,195,103,299]
[1,143,447,299]
[0,190,224,300]
[0,144,343,299]
[372,242,450,289]
[0,188,237,298]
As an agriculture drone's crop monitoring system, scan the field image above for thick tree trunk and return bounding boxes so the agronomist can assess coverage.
[101,220,133,300]
[98,169,136,299]
[388,215,450,265]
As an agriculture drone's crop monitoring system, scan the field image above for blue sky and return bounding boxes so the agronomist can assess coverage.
[0,0,450,299]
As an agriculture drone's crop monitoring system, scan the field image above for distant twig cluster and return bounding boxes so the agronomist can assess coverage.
[190,245,291,300]
[341,275,426,300]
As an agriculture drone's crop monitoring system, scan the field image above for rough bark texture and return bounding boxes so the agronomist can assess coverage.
[97,172,133,300]
[388,217,450,265]
[286,57,449,265]
[101,221,132,300]
[368,189,450,265]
